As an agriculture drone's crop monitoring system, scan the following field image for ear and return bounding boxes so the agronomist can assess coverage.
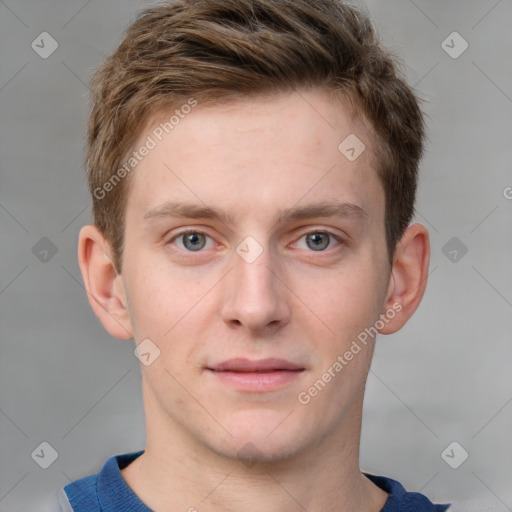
[77,224,133,340]
[378,223,430,334]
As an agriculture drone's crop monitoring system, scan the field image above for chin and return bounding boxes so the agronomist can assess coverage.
[213,436,308,466]
[205,410,315,465]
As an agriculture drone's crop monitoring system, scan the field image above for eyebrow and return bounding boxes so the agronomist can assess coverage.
[142,200,368,226]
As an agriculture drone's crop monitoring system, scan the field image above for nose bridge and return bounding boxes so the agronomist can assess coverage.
[221,235,289,330]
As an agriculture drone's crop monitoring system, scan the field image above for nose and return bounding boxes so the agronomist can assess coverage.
[220,240,291,334]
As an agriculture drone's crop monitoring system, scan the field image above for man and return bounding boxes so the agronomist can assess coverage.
[48,0,451,510]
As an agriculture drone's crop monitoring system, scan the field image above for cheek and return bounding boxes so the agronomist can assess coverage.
[126,253,202,330]
[294,266,384,414]
[125,261,218,374]
[295,262,385,346]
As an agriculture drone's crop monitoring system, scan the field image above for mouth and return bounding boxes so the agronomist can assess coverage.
[206,358,305,392]
[209,357,304,372]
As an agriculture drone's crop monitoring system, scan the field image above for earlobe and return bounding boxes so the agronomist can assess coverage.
[378,223,430,335]
[77,224,133,340]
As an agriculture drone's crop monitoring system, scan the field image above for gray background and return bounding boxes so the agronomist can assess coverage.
[1,0,511,510]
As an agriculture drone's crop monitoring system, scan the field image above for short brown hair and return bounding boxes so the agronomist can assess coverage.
[85,0,425,273]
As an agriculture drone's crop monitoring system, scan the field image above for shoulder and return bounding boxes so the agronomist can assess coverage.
[39,462,103,512]
[364,473,452,512]
[61,472,101,511]
[53,450,146,512]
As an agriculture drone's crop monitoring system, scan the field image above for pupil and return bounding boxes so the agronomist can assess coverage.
[184,233,205,251]
[307,233,328,251]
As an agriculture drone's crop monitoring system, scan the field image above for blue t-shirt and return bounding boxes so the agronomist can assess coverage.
[51,450,450,511]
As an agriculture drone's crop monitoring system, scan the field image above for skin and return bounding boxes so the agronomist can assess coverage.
[78,89,430,512]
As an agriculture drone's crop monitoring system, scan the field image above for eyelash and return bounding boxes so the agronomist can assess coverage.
[166,229,344,254]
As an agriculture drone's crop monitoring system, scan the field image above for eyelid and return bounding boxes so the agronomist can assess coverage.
[166,227,345,253]
[291,229,344,251]
[166,228,216,251]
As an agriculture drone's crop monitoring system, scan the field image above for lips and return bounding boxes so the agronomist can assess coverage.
[206,358,305,392]
[208,358,304,372]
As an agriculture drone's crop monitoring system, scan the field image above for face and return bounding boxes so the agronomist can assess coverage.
[118,90,392,462]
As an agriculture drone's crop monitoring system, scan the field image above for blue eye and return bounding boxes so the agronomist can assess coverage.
[168,230,342,254]
[172,231,213,252]
[296,231,341,252]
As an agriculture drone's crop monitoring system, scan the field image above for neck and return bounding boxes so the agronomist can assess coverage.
[121,379,388,512]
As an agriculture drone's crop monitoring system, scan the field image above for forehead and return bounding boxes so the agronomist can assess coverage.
[124,90,383,226]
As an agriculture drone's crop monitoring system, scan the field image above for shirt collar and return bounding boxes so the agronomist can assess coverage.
[97,450,152,511]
